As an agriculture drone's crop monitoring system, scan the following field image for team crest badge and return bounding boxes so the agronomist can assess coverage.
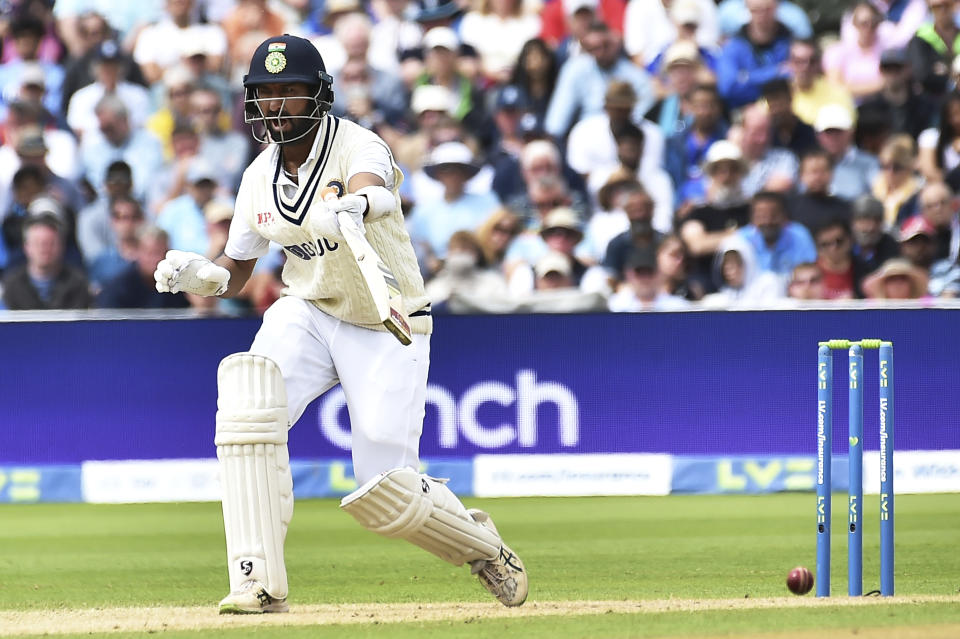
[325,180,345,197]
[265,51,287,73]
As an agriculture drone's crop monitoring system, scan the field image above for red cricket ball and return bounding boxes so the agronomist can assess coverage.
[787,566,814,595]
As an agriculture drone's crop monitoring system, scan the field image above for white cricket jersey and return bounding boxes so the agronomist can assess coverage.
[225,116,431,334]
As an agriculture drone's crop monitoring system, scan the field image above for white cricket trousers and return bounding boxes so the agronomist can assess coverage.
[248,296,431,483]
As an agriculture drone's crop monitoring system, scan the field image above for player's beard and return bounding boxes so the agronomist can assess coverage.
[265,113,320,145]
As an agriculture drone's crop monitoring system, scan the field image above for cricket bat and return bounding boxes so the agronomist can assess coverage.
[321,187,412,345]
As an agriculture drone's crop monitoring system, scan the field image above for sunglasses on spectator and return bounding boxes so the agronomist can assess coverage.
[881,163,908,172]
[533,198,566,210]
[542,227,580,239]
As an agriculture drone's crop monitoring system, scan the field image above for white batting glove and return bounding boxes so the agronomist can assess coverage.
[154,250,230,296]
[327,194,367,234]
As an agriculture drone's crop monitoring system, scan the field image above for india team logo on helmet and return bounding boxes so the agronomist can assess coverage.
[243,35,335,144]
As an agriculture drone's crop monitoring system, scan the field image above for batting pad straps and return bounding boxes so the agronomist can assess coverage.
[215,353,293,600]
[355,184,398,222]
[340,468,501,566]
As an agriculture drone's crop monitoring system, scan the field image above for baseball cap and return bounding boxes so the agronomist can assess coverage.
[534,251,573,278]
[814,104,854,132]
[423,26,459,51]
[670,0,700,25]
[663,40,700,68]
[540,207,583,237]
[414,0,463,23]
[94,39,123,62]
[19,63,46,88]
[411,84,456,115]
[495,85,530,111]
[704,140,745,170]
[15,125,46,157]
[424,141,481,179]
[187,159,218,185]
[899,215,935,241]
[204,200,234,224]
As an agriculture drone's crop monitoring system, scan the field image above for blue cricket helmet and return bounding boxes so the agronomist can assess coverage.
[243,34,335,144]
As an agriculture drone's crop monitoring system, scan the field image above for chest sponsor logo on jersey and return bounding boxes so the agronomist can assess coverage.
[285,237,339,260]
[257,211,275,226]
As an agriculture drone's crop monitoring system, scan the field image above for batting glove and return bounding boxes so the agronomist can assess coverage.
[154,250,230,296]
[327,194,368,234]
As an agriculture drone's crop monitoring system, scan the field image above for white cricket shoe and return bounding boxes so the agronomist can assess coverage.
[218,580,289,614]
[468,509,528,607]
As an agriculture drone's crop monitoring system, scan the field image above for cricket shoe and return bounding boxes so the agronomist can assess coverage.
[468,509,528,607]
[218,580,289,614]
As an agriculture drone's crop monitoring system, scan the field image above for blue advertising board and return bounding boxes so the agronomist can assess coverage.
[2,309,958,464]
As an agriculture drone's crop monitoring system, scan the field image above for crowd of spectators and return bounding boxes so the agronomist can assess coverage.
[1,0,959,313]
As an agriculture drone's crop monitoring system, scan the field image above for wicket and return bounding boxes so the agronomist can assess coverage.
[816,339,894,597]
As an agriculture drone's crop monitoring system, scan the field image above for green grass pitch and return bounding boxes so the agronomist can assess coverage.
[1,493,959,638]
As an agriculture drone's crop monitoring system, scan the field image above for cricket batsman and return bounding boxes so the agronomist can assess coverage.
[153,34,527,613]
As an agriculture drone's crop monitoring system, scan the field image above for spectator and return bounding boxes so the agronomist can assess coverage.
[79,95,164,202]
[311,7,372,77]
[392,84,459,173]
[504,140,589,223]
[551,0,596,67]
[459,0,540,83]
[646,41,706,140]
[763,78,817,156]
[189,85,251,193]
[533,250,577,291]
[815,104,879,202]
[896,213,938,271]
[641,0,721,76]
[508,39,559,121]
[545,20,655,138]
[148,122,205,215]
[368,0,425,75]
[133,0,227,85]
[587,123,675,234]
[0,165,46,272]
[602,182,664,279]
[623,0,719,68]
[487,85,534,189]
[566,81,665,189]
[222,0,288,85]
[67,40,151,140]
[506,206,591,294]
[60,12,147,114]
[872,134,921,228]
[2,2,64,64]
[608,245,691,310]
[838,0,930,51]
[426,230,509,307]
[413,27,486,132]
[737,103,798,198]
[0,124,85,219]
[1,213,91,310]
[665,83,728,200]
[857,47,937,142]
[738,190,816,277]
[822,2,886,100]
[787,149,851,234]
[143,64,197,161]
[850,194,900,279]
[407,142,499,273]
[96,226,190,309]
[861,257,929,299]
[203,199,235,260]
[580,169,635,263]
[76,160,134,265]
[913,180,960,262]
[657,233,702,300]
[917,93,960,184]
[716,0,811,40]
[680,140,751,290]
[156,159,223,256]
[331,57,410,131]
[906,0,959,97]
[812,219,859,299]
[787,39,855,128]
[700,233,785,307]
[786,261,827,300]
[716,0,792,109]
[87,195,144,290]
[475,207,523,273]
[0,14,65,119]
